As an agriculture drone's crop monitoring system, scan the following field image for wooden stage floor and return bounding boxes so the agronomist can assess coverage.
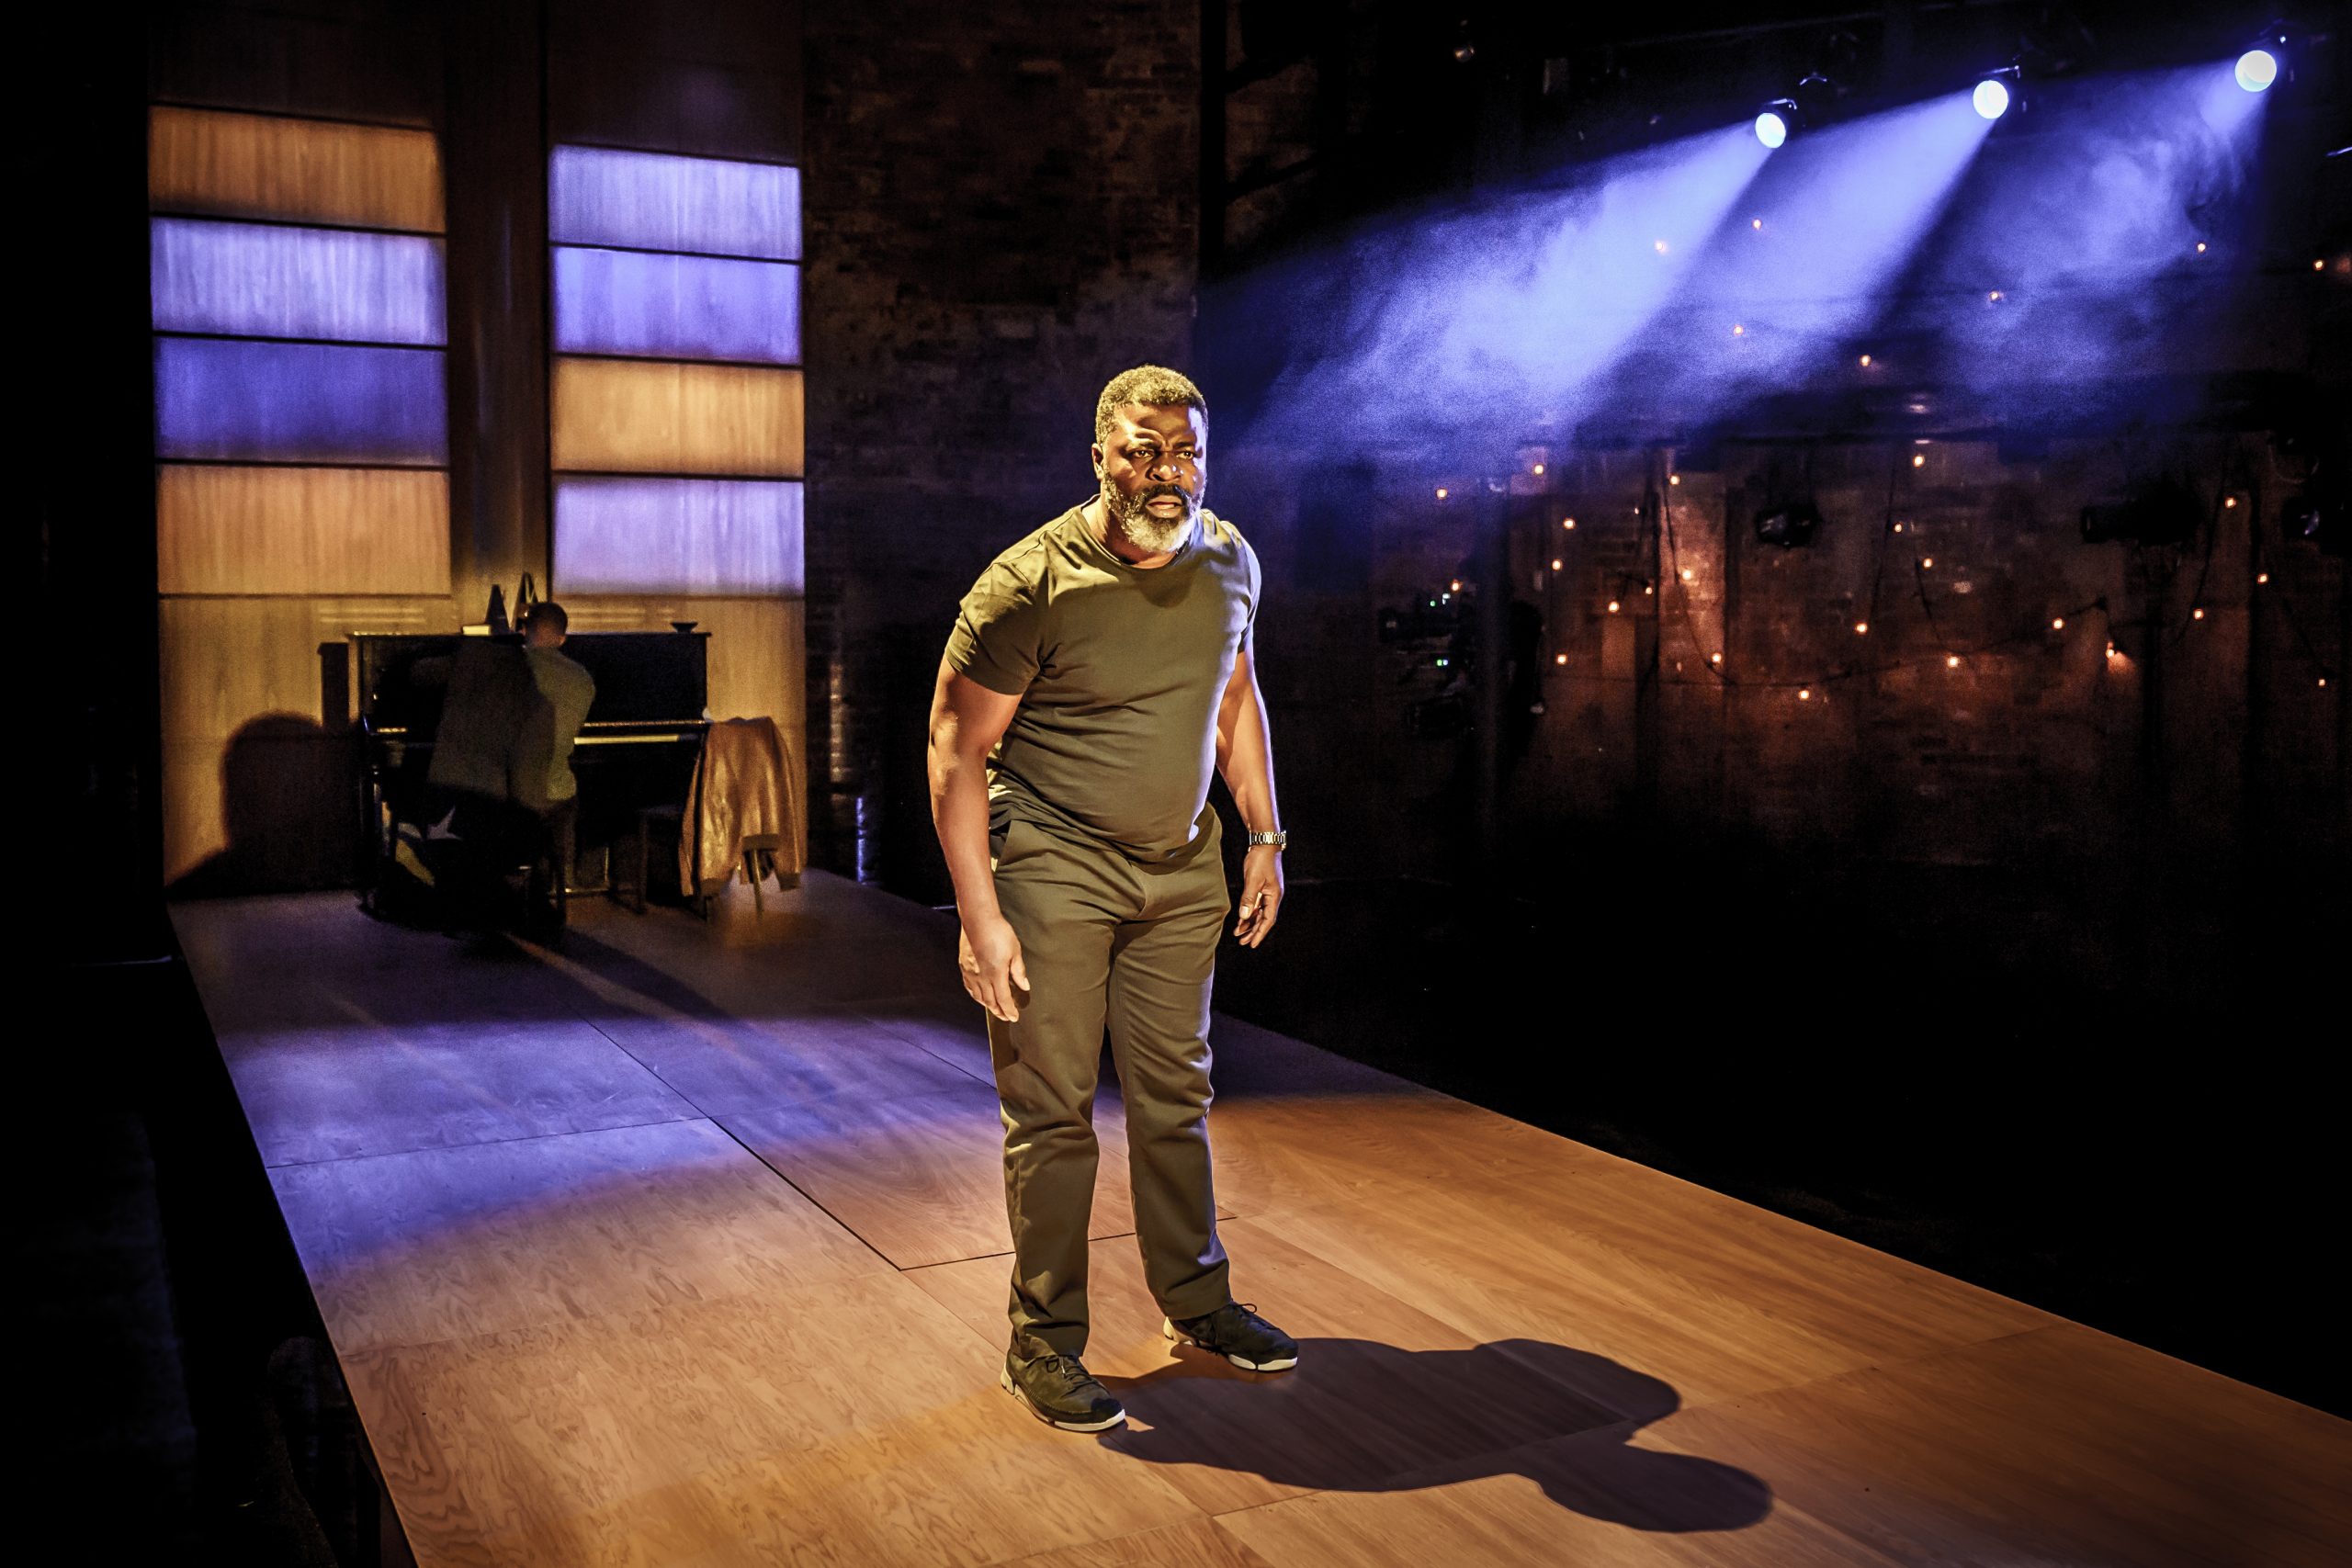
[175,875,2348,1567]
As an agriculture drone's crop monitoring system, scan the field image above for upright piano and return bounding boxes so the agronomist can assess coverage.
[354,629,710,891]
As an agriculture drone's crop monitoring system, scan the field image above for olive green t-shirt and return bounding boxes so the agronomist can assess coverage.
[944,502,1261,863]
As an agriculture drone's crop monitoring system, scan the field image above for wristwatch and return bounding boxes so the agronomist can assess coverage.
[1246,829,1288,850]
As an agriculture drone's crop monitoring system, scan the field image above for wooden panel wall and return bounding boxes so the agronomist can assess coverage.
[153,99,457,887]
[150,219,446,344]
[549,146,801,258]
[551,359,805,475]
[160,595,452,885]
[551,248,800,364]
[149,105,445,231]
[152,2,808,887]
[159,466,452,596]
[553,477,802,596]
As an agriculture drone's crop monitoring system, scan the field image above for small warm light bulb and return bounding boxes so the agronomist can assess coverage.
[2224,495,2237,508]
[2052,617,2064,630]
[1710,652,1722,664]
[1679,568,1694,581]
[1893,522,1904,533]
[1563,517,1577,530]
[1532,462,1545,475]
[1436,487,1449,500]
[1607,599,1621,614]
[2192,606,2205,620]
[1555,652,1567,665]
[1854,621,1869,635]
[2196,242,2207,254]
[1449,580,1461,592]
[1732,323,1745,337]
[1751,218,1763,230]
[1551,558,1563,570]
[1798,687,1812,700]
[1988,290,2003,302]
[1668,473,1682,485]
[2106,641,2117,657]
[1921,557,1934,569]
[1653,239,1669,254]
[1912,453,1927,468]
[1859,354,1872,367]
[2256,571,2269,584]
[1946,654,1962,669]
[1644,584,1654,595]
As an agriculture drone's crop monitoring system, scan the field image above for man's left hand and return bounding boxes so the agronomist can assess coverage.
[1234,844,1284,948]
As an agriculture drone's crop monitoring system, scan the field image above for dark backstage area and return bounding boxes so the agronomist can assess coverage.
[23,0,2350,1562]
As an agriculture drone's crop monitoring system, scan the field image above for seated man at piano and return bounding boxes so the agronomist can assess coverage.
[363,609,708,925]
[522,601,596,808]
[417,602,595,928]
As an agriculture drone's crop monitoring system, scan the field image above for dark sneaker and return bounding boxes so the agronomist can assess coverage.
[1164,1302,1299,1372]
[1000,1348,1126,1432]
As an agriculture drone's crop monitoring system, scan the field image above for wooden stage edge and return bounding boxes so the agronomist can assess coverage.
[174,875,2351,1568]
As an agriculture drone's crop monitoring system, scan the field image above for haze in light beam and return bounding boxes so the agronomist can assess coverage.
[1631,92,1994,423]
[1915,64,2276,411]
[1249,125,1770,454]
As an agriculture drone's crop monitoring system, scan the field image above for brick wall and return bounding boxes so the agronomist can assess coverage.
[1230,434,2346,1003]
[801,2,1199,891]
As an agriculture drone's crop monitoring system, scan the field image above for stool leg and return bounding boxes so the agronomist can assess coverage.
[746,849,763,914]
[631,818,649,915]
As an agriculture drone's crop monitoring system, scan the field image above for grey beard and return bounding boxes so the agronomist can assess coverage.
[1103,481,1198,556]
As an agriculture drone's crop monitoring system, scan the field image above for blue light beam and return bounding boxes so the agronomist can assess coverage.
[1252,124,1772,450]
[1635,92,1996,423]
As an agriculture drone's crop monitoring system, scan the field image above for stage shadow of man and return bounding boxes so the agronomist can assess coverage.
[1102,1337,1769,1533]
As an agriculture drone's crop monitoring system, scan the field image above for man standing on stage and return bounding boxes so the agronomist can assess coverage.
[927,365,1297,1432]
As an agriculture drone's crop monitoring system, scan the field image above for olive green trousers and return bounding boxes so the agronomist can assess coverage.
[987,811,1233,1357]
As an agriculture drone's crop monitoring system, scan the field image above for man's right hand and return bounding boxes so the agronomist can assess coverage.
[959,912,1030,1023]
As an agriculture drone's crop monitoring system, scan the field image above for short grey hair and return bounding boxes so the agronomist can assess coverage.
[1094,365,1207,445]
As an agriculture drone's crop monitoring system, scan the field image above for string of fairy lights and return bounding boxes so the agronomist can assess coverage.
[1420,442,2342,702]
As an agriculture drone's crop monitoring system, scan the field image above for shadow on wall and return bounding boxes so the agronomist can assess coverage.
[170,714,359,897]
[1105,1337,1771,1531]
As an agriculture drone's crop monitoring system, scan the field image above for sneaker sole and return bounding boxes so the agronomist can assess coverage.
[998,1366,1125,1432]
[1162,1318,1299,1372]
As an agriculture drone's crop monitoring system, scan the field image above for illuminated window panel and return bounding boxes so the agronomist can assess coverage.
[556,478,803,596]
[551,358,802,476]
[552,247,798,364]
[151,219,445,345]
[158,465,450,596]
[155,338,447,464]
[549,146,798,260]
[149,106,444,233]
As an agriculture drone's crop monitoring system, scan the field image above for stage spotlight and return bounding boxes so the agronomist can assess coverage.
[1972,66,2022,121]
[1755,104,1792,149]
[1753,501,1823,548]
[2235,48,2278,93]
